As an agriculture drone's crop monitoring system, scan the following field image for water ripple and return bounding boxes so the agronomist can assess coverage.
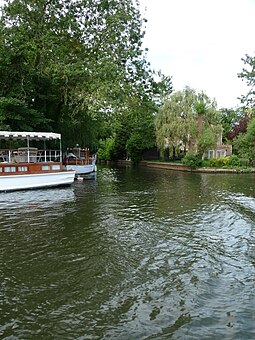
[1,168,255,339]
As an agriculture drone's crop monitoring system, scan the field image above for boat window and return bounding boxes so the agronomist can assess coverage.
[18,166,28,172]
[52,165,60,170]
[4,166,16,172]
[0,167,2,172]
[41,165,50,171]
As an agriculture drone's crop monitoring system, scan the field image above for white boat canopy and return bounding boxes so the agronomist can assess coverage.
[0,131,61,140]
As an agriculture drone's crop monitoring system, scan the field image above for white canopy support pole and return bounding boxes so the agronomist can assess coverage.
[27,136,30,163]
[44,141,46,162]
[59,138,62,162]
[8,139,11,162]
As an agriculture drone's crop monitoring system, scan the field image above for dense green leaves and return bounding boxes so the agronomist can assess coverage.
[219,108,243,142]
[155,87,220,159]
[0,97,50,131]
[198,126,221,157]
[0,0,171,154]
[233,118,255,163]
[182,152,202,169]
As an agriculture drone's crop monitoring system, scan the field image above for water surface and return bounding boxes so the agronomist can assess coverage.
[1,165,255,339]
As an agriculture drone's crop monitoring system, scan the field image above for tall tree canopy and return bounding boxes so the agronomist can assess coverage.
[0,0,172,150]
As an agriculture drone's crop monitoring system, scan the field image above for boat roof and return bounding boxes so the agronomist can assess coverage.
[0,131,61,140]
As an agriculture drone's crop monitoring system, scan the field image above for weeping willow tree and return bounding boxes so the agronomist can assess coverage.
[155,86,221,159]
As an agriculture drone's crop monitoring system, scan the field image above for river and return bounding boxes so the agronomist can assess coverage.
[0,164,255,339]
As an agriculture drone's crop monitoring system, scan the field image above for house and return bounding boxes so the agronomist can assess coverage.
[162,116,232,160]
[205,144,232,159]
[203,128,232,159]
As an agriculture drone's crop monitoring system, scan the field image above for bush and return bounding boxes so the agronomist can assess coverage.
[182,152,202,169]
[206,157,230,168]
[202,155,250,168]
[228,155,241,167]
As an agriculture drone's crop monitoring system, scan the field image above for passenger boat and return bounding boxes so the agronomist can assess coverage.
[63,147,97,177]
[0,131,76,192]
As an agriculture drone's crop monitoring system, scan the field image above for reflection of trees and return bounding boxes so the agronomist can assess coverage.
[2,165,255,338]
[98,165,255,219]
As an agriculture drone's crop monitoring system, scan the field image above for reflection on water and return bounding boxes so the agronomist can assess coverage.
[0,187,76,226]
[0,187,75,210]
[1,165,255,339]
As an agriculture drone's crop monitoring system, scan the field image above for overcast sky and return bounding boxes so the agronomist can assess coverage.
[139,0,255,108]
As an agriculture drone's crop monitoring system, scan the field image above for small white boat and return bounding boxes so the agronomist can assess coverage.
[0,131,75,192]
[63,147,97,177]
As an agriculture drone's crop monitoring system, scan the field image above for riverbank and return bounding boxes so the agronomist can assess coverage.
[113,159,255,174]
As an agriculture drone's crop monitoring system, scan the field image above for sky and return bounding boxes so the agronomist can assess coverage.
[139,0,255,108]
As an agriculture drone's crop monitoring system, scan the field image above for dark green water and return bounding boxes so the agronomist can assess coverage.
[1,165,255,339]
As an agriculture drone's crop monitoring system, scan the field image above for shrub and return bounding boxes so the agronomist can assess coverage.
[182,152,202,169]
[228,155,241,167]
[207,157,230,168]
[202,155,250,168]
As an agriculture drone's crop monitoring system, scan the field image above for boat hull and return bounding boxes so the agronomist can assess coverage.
[63,164,96,175]
[0,171,75,192]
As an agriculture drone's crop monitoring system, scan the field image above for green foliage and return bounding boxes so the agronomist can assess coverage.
[233,118,255,163]
[97,138,115,161]
[0,97,50,131]
[198,126,221,156]
[126,133,144,163]
[0,0,172,150]
[182,152,202,169]
[202,155,250,168]
[228,155,243,167]
[193,97,207,115]
[205,157,230,168]
[238,54,255,107]
[105,97,157,162]
[219,108,245,142]
[111,113,131,160]
[59,108,101,151]
[155,86,220,158]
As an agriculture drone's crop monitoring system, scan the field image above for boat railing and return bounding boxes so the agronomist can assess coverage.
[64,147,97,165]
[0,148,62,163]
[63,155,96,166]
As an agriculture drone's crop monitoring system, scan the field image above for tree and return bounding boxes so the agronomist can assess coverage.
[99,94,158,162]
[155,87,196,159]
[125,98,157,162]
[238,54,255,108]
[155,87,220,159]
[198,126,221,158]
[219,108,245,142]
[233,118,255,164]
[227,116,249,141]
[0,97,50,131]
[0,0,171,151]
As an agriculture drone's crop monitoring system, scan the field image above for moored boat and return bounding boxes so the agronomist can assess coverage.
[0,131,75,192]
[63,147,97,177]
